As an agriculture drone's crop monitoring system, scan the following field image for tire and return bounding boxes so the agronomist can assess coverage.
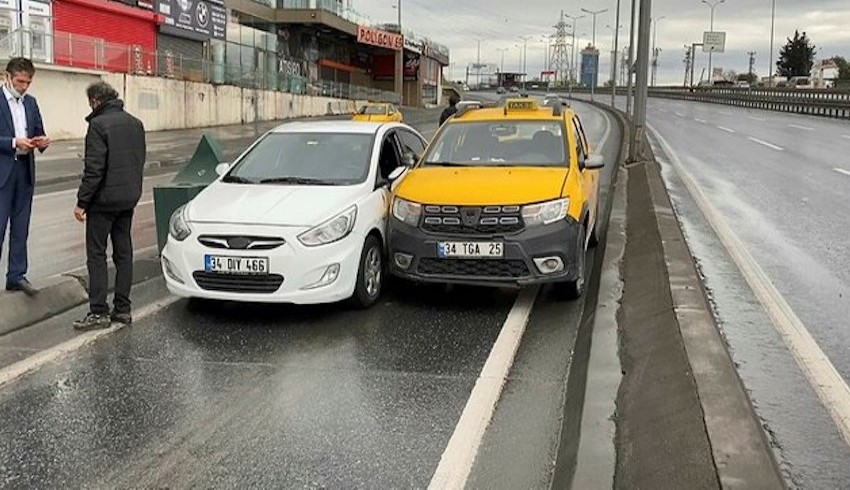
[349,235,384,309]
[588,202,601,248]
[556,225,587,300]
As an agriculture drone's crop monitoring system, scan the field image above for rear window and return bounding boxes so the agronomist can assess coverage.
[360,105,387,115]
[423,121,568,167]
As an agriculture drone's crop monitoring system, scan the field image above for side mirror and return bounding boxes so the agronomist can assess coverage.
[388,166,407,182]
[401,152,416,167]
[585,153,604,170]
[215,162,230,176]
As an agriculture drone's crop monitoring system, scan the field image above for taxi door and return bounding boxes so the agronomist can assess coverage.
[570,115,599,224]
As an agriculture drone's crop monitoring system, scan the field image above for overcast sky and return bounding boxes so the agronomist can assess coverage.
[352,0,850,85]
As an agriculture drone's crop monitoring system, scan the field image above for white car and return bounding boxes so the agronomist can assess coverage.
[161,121,427,308]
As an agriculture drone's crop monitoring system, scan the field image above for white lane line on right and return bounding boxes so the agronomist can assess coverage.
[674,112,685,118]
[429,286,539,489]
[0,293,180,388]
[834,168,850,177]
[649,124,850,448]
[748,137,784,151]
[695,118,707,124]
[841,135,850,140]
[717,126,736,133]
[748,116,767,121]
[789,124,814,131]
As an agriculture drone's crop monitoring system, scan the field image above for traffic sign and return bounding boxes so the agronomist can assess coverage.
[703,31,726,53]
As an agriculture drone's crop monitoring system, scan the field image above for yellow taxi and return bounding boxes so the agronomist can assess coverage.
[352,103,403,123]
[387,98,604,297]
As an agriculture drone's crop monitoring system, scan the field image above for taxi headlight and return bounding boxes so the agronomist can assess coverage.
[298,206,357,247]
[522,199,569,227]
[392,198,422,227]
[168,205,192,242]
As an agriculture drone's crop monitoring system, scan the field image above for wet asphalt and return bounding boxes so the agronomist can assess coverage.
[0,99,620,488]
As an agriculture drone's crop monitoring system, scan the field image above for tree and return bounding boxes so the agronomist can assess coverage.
[776,30,816,78]
[834,56,850,80]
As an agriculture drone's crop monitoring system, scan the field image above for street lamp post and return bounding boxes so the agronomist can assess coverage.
[701,0,725,84]
[394,0,403,105]
[581,8,608,99]
[519,35,532,90]
[565,14,585,85]
[651,15,665,86]
[769,0,776,87]
[612,0,622,108]
[626,0,637,115]
[497,47,510,78]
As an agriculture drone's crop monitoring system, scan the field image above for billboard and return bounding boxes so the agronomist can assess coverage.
[158,0,226,41]
[357,25,403,52]
[703,31,726,53]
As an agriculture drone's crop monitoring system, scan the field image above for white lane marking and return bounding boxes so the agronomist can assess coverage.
[716,126,736,133]
[789,124,814,131]
[834,168,850,177]
[429,286,539,489]
[0,293,180,388]
[649,124,850,448]
[841,135,850,140]
[719,110,734,115]
[674,112,685,118]
[138,199,154,206]
[748,116,767,121]
[748,137,784,151]
[596,109,613,152]
[695,118,708,124]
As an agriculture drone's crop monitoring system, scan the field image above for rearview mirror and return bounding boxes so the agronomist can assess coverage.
[388,166,407,182]
[215,162,230,176]
[401,152,416,167]
[585,154,604,170]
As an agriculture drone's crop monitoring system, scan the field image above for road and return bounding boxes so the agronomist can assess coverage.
[592,94,850,487]
[0,100,621,487]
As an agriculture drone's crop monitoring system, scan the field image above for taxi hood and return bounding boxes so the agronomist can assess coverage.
[395,166,569,206]
[186,182,363,227]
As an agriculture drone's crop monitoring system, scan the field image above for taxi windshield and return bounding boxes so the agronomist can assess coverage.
[226,132,374,185]
[359,105,387,115]
[423,121,568,167]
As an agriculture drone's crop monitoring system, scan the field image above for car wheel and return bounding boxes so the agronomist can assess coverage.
[556,225,587,300]
[588,203,601,247]
[350,235,384,309]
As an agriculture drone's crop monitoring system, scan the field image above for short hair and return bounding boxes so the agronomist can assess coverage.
[6,57,35,77]
[86,82,120,103]
[449,94,459,105]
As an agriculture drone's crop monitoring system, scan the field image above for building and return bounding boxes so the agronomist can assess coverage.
[813,58,839,88]
[580,44,599,88]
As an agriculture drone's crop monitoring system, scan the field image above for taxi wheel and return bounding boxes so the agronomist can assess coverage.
[350,235,384,309]
[557,225,587,300]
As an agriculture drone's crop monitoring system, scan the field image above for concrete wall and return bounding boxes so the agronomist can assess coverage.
[29,64,363,140]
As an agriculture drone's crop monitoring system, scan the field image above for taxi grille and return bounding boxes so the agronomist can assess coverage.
[417,258,530,278]
[192,272,284,294]
[421,205,524,235]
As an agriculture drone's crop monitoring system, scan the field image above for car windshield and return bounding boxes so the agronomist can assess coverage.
[226,132,374,185]
[423,121,568,167]
[359,105,387,115]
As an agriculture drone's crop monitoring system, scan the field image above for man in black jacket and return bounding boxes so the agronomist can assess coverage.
[438,94,459,126]
[73,82,146,331]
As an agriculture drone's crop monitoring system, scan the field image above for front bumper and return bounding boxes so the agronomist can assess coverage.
[388,218,582,287]
[161,223,364,304]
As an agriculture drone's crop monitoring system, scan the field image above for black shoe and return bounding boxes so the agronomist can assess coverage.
[73,313,111,331]
[6,279,38,296]
[110,311,132,325]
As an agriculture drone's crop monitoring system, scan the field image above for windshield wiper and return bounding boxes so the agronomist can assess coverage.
[425,161,468,167]
[257,177,337,185]
[221,175,257,184]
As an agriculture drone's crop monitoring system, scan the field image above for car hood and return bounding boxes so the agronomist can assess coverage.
[394,166,569,205]
[187,182,364,227]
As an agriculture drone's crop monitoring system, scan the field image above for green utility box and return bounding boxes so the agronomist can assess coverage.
[154,134,225,252]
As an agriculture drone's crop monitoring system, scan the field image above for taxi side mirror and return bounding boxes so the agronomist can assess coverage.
[215,162,230,176]
[585,154,604,170]
[388,166,407,182]
[401,152,416,167]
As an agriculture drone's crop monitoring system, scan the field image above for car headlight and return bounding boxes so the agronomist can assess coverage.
[169,205,192,241]
[522,199,569,227]
[298,205,357,247]
[391,198,422,226]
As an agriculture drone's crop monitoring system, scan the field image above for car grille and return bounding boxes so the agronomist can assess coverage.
[421,205,524,235]
[192,272,284,294]
[417,258,530,278]
[197,235,286,250]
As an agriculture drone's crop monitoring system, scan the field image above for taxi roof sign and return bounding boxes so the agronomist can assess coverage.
[504,99,538,112]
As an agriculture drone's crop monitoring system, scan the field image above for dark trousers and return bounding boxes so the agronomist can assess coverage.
[0,156,33,284]
[86,209,134,315]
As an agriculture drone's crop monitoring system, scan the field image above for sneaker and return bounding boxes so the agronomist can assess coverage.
[110,311,132,325]
[73,313,111,331]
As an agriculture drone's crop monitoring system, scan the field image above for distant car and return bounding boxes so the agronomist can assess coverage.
[788,76,813,89]
[735,81,751,88]
[509,86,520,93]
[456,100,484,111]
[352,103,403,123]
[496,86,507,94]
[162,120,427,308]
[543,93,568,107]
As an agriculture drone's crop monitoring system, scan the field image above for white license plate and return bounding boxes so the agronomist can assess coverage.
[437,241,504,258]
[204,255,269,275]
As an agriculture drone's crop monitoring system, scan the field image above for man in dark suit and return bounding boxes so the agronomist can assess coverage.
[0,57,48,296]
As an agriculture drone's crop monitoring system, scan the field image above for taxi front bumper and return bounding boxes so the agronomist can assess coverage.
[387,217,582,287]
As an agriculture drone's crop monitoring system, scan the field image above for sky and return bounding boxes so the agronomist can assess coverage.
[350,0,850,85]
